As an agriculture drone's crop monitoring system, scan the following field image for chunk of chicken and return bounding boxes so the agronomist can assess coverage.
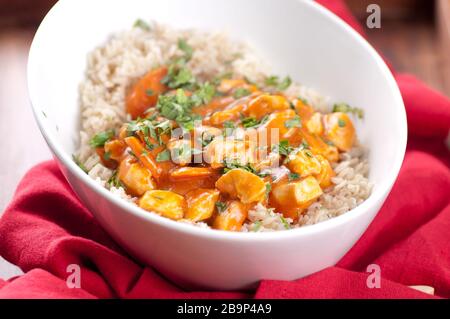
[286,149,322,178]
[167,139,192,166]
[213,200,249,231]
[217,79,258,94]
[245,95,290,120]
[104,139,127,162]
[126,66,168,119]
[185,189,220,221]
[258,109,297,146]
[271,176,323,219]
[118,157,156,196]
[301,129,339,163]
[139,190,185,220]
[323,112,355,152]
[207,102,246,126]
[204,138,255,169]
[169,167,217,181]
[215,169,266,204]
[293,98,315,121]
[314,155,335,188]
[305,112,324,136]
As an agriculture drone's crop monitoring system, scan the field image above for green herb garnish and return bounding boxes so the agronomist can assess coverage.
[177,38,193,61]
[297,96,309,105]
[128,150,138,159]
[223,159,256,174]
[241,117,259,128]
[72,155,88,173]
[103,151,112,161]
[191,82,216,106]
[338,118,346,127]
[107,170,125,189]
[133,19,151,31]
[253,221,262,232]
[145,89,154,96]
[223,121,236,129]
[265,75,292,91]
[284,116,302,128]
[233,88,251,99]
[156,89,195,128]
[89,130,115,148]
[271,140,294,156]
[241,115,269,129]
[288,172,300,181]
[215,201,227,213]
[156,149,171,162]
[265,183,272,197]
[332,103,364,119]
[280,216,290,229]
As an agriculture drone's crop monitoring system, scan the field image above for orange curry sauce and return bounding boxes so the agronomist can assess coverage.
[92,64,356,231]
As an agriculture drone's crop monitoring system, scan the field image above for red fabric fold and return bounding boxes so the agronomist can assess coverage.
[0,0,449,299]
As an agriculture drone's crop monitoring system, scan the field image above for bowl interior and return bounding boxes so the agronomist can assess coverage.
[28,0,406,233]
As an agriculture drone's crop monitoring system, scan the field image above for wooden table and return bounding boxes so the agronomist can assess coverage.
[0,1,449,280]
[0,29,51,279]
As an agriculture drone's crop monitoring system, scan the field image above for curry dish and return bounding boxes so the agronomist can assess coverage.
[76,22,371,232]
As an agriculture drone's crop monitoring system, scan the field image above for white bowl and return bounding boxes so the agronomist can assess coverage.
[28,0,407,290]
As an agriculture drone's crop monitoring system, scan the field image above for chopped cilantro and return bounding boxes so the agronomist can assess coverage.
[338,118,346,127]
[103,151,112,161]
[212,71,234,86]
[265,76,279,86]
[145,89,154,96]
[201,133,215,147]
[332,103,364,119]
[156,149,171,162]
[128,150,138,159]
[133,19,151,31]
[215,201,227,213]
[241,117,259,128]
[288,172,300,181]
[265,183,272,197]
[191,82,216,106]
[72,155,88,173]
[222,121,236,137]
[223,159,256,174]
[280,216,290,229]
[284,116,302,128]
[223,121,236,129]
[241,115,269,129]
[252,221,262,232]
[265,75,292,91]
[233,88,251,99]
[271,140,294,156]
[177,39,193,61]
[162,65,195,89]
[89,130,115,148]
[107,170,125,189]
[297,96,309,105]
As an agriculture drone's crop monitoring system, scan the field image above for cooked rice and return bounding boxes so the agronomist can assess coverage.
[75,22,372,232]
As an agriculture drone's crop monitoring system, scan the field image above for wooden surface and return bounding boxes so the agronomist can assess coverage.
[0,9,449,280]
[437,0,450,95]
[0,29,51,279]
[366,19,450,96]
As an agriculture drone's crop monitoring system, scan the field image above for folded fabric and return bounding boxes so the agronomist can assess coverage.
[0,0,449,299]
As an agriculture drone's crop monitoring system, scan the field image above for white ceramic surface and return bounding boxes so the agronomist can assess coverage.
[28,0,407,290]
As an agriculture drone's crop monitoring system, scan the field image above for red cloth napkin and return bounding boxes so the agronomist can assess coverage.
[1,0,449,299]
